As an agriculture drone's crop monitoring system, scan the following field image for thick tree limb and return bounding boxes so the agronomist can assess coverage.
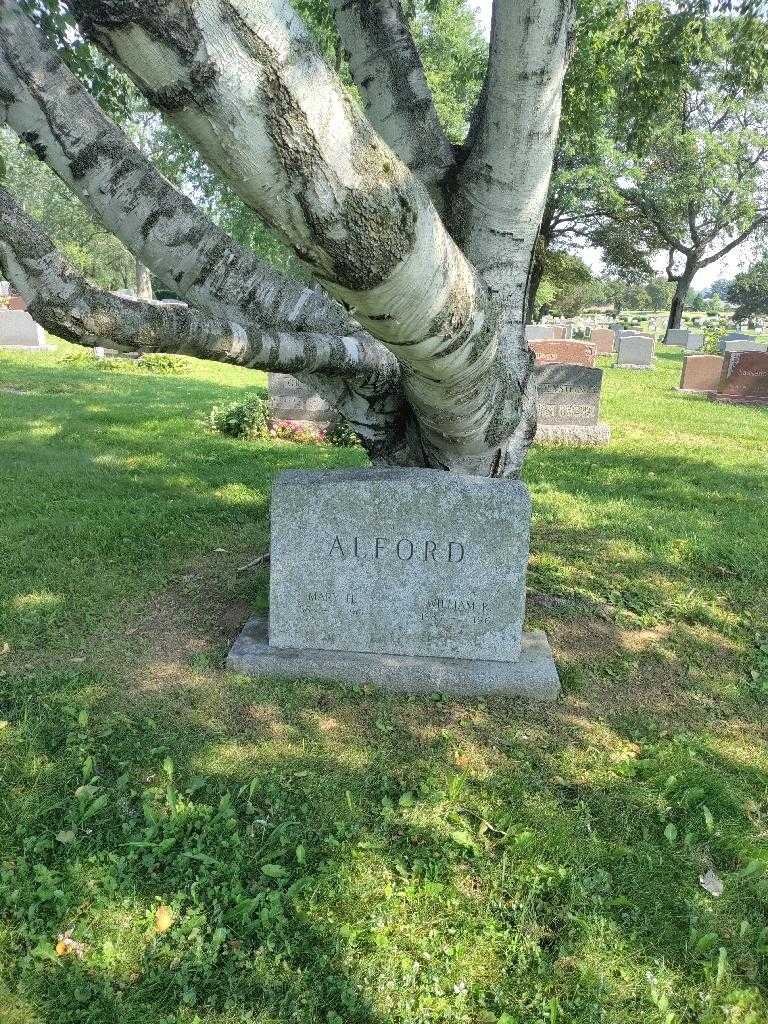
[330,0,454,205]
[0,2,359,339]
[68,0,520,475]
[452,0,574,337]
[0,186,406,458]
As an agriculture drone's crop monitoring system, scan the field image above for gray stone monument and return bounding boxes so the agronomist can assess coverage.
[268,372,336,427]
[524,324,556,342]
[534,365,610,444]
[616,335,654,369]
[686,332,704,352]
[718,332,753,352]
[0,310,49,350]
[227,468,559,698]
[721,339,765,355]
[665,328,689,345]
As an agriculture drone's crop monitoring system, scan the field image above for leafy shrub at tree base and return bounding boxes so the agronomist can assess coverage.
[324,417,361,448]
[209,395,268,440]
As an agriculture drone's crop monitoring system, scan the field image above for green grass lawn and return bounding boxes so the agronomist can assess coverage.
[1,341,767,1024]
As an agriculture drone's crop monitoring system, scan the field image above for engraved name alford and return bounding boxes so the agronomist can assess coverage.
[328,535,466,562]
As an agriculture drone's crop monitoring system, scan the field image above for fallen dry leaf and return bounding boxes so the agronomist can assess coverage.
[699,868,724,897]
[55,930,86,958]
[155,905,174,933]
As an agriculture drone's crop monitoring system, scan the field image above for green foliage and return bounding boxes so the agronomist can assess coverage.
[136,354,190,375]
[646,277,676,310]
[411,0,487,143]
[0,130,135,291]
[209,395,268,439]
[536,252,599,316]
[324,417,362,448]
[727,258,768,320]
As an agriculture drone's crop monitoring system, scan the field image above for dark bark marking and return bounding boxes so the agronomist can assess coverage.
[220,0,418,291]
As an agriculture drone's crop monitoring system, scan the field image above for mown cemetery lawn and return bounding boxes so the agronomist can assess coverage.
[1,342,767,1024]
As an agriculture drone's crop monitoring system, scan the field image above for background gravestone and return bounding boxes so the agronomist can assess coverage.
[524,324,556,342]
[718,332,753,351]
[589,328,615,355]
[712,351,768,405]
[686,333,704,352]
[0,309,48,349]
[678,354,724,393]
[721,339,766,355]
[534,364,610,444]
[528,340,596,367]
[666,328,689,345]
[616,335,654,368]
[268,373,336,427]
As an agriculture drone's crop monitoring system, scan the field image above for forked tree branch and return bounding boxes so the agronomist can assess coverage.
[0,186,407,457]
[65,0,518,475]
[330,0,455,206]
[0,2,360,340]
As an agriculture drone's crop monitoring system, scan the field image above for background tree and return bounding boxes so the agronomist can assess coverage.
[600,6,768,334]
[727,256,768,320]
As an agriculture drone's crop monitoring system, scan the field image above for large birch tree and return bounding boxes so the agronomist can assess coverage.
[0,0,573,477]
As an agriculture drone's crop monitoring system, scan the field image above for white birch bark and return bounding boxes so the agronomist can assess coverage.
[329,0,455,207]
[68,0,518,475]
[451,0,574,472]
[0,0,580,477]
[0,3,356,340]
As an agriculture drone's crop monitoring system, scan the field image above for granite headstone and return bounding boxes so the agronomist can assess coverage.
[679,354,724,393]
[268,372,336,426]
[0,310,47,349]
[268,468,531,662]
[529,340,596,367]
[721,339,766,355]
[228,467,560,698]
[589,328,615,355]
[712,351,768,405]
[524,324,556,342]
[665,328,689,346]
[535,364,610,444]
[616,335,654,368]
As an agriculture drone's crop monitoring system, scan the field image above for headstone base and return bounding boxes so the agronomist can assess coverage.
[535,423,611,445]
[0,343,55,351]
[616,362,654,370]
[227,614,560,700]
[708,394,768,406]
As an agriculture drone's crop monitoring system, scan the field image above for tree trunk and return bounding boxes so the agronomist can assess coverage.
[135,260,153,300]
[666,266,696,333]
